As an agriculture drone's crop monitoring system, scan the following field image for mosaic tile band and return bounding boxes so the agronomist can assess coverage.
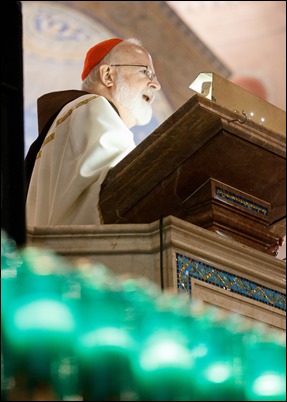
[176,253,285,311]
[215,185,269,217]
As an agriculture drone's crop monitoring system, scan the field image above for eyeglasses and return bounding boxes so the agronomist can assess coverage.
[110,64,157,81]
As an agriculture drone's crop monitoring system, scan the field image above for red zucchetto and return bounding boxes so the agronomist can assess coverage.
[81,38,123,80]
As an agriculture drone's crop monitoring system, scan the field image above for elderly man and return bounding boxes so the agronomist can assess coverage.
[25,38,161,226]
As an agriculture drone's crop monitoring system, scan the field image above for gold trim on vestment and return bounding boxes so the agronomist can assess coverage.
[36,95,98,160]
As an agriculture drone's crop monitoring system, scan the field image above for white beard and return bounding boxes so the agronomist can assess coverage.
[113,74,153,126]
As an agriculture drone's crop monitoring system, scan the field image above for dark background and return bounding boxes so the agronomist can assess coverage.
[1,2,26,246]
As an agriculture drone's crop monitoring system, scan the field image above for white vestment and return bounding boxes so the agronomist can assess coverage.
[26,94,136,226]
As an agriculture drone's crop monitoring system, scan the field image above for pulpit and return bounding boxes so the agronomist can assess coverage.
[27,80,286,331]
[99,88,286,256]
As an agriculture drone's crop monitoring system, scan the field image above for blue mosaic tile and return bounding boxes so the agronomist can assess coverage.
[176,253,286,311]
[215,185,269,217]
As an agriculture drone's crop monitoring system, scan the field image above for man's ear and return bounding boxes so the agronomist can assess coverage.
[99,64,114,87]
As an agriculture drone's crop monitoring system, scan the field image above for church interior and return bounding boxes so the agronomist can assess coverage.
[1,2,286,400]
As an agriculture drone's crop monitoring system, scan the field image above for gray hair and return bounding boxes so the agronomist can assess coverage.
[81,38,143,92]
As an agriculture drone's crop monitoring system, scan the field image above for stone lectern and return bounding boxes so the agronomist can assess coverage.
[27,83,286,332]
[99,89,286,256]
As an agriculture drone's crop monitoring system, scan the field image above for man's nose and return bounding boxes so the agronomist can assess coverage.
[148,78,161,91]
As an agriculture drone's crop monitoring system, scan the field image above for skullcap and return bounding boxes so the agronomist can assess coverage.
[81,38,123,80]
